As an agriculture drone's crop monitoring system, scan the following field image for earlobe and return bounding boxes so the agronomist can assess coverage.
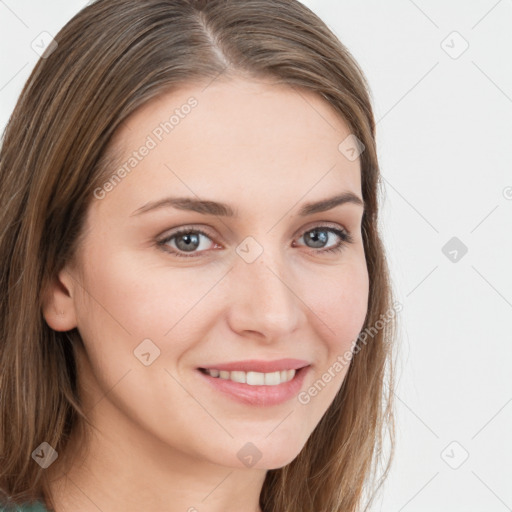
[41,267,78,332]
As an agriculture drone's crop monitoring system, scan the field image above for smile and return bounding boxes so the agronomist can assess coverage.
[196,365,311,406]
[199,368,296,386]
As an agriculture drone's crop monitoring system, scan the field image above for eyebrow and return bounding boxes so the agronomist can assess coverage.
[130,191,365,217]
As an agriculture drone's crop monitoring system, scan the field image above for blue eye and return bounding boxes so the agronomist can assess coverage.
[157,225,354,259]
[295,226,353,254]
[157,228,214,257]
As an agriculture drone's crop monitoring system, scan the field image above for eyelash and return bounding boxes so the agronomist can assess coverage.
[156,225,354,259]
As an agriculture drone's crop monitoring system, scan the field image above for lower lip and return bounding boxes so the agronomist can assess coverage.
[196,366,310,406]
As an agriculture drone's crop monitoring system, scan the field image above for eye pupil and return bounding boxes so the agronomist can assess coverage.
[176,233,200,252]
[305,229,328,248]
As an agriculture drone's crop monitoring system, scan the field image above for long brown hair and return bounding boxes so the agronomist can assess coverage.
[0,1,398,510]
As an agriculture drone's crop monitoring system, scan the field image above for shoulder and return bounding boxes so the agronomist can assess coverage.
[0,502,48,512]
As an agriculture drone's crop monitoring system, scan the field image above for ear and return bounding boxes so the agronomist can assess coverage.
[41,267,78,332]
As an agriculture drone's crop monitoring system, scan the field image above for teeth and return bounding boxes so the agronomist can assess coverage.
[204,368,296,385]
[264,371,280,385]
[230,371,246,383]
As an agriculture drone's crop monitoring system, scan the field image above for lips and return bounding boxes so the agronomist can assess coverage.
[197,364,311,406]
[198,358,310,373]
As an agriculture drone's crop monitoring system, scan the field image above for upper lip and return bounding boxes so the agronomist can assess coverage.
[199,358,311,373]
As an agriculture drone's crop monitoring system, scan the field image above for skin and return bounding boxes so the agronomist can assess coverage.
[42,76,369,512]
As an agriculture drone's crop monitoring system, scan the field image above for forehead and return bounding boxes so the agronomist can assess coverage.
[95,77,363,220]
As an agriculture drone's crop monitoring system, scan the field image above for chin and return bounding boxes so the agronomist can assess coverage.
[248,443,305,470]
[256,452,302,470]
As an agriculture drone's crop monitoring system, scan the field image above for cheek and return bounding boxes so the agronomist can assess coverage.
[289,259,369,437]
[73,244,223,368]
[76,245,184,333]
[307,258,369,350]
[71,246,209,425]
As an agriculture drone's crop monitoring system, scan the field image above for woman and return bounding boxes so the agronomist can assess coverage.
[0,1,398,511]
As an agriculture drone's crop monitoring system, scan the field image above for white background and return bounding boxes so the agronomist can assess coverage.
[1,1,511,510]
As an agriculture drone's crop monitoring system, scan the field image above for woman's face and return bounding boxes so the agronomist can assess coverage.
[51,77,369,470]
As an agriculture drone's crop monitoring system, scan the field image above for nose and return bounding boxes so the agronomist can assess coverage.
[225,249,303,342]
